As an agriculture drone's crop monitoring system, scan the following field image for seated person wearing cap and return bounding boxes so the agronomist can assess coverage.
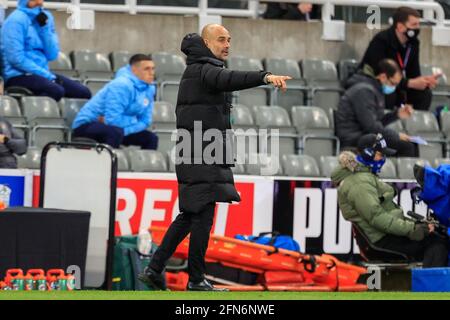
[331,133,448,267]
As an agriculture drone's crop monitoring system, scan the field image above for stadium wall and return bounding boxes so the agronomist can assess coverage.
[51,11,450,76]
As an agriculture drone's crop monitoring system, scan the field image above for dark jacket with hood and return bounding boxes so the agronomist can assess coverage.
[335,66,400,148]
[0,117,27,168]
[359,26,421,93]
[175,33,268,213]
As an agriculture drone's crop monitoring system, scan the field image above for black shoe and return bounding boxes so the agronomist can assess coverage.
[186,279,229,292]
[138,267,167,291]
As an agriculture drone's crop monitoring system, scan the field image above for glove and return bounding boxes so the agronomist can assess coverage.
[408,223,429,241]
[410,186,422,204]
[36,11,48,27]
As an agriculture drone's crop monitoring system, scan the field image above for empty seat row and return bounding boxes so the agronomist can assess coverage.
[4,94,450,165]
[0,95,90,147]
[15,144,450,180]
[49,51,187,80]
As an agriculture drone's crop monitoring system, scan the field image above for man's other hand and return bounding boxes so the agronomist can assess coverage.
[408,77,431,91]
[298,3,313,14]
[399,132,411,142]
[267,75,292,92]
[397,104,414,119]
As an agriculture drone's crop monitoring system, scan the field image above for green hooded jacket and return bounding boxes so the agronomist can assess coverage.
[331,151,416,244]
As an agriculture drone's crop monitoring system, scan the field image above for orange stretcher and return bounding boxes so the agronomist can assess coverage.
[150,226,367,292]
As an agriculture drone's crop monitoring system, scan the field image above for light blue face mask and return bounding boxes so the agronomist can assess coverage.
[382,84,397,95]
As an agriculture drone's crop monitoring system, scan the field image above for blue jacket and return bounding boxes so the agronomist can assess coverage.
[2,0,59,81]
[72,65,156,136]
[420,165,450,227]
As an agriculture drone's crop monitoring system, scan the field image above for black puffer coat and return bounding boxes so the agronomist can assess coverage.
[335,71,399,148]
[175,33,268,213]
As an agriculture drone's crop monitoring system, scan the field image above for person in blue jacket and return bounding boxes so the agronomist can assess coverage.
[413,164,450,228]
[72,54,158,150]
[2,0,91,101]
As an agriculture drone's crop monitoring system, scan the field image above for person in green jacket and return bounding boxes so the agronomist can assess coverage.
[331,133,447,267]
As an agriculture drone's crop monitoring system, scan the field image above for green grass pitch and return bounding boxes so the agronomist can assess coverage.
[1,291,450,300]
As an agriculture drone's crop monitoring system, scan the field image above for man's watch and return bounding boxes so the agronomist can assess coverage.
[263,72,272,84]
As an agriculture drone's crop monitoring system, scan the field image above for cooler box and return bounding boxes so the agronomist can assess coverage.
[412,268,450,292]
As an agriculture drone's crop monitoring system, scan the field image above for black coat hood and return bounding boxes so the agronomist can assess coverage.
[181,33,224,67]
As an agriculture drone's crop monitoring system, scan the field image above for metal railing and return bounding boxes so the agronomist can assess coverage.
[4,0,258,18]
[2,0,447,25]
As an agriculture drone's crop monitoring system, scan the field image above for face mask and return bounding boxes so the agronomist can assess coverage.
[382,84,396,95]
[356,155,386,174]
[405,28,420,41]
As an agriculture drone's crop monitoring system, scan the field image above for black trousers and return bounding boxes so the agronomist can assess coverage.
[149,202,216,283]
[383,135,418,158]
[375,233,448,268]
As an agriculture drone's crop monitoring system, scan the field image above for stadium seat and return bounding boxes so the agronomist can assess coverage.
[86,81,108,96]
[0,96,28,136]
[264,58,307,111]
[110,51,133,72]
[245,153,282,176]
[231,104,258,163]
[71,50,114,82]
[264,58,302,79]
[441,111,450,137]
[282,154,320,177]
[4,86,34,99]
[291,106,339,162]
[396,158,431,180]
[301,59,342,114]
[429,88,450,114]
[21,96,69,147]
[379,158,397,179]
[152,52,186,82]
[158,82,179,106]
[403,110,446,163]
[49,52,79,79]
[231,104,255,129]
[301,59,339,81]
[127,149,168,172]
[16,146,41,169]
[319,155,339,178]
[150,101,177,154]
[253,105,297,159]
[227,56,263,71]
[113,149,131,172]
[227,56,268,107]
[58,98,88,127]
[337,59,359,84]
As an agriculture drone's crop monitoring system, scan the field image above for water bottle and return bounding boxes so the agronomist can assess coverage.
[137,229,152,255]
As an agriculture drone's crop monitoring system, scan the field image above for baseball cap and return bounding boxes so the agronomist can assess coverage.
[357,133,397,156]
